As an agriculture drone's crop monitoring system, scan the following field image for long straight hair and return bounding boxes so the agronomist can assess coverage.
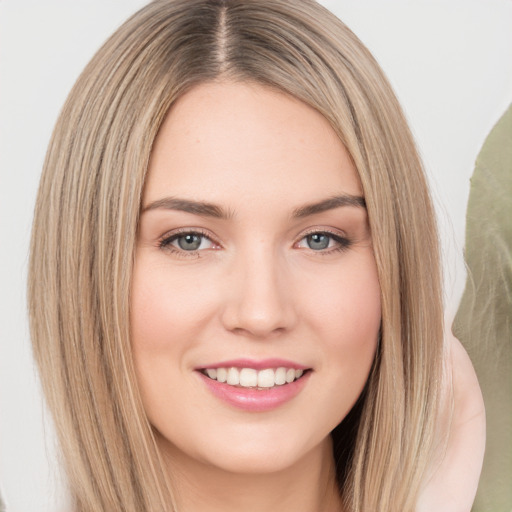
[28,1,444,510]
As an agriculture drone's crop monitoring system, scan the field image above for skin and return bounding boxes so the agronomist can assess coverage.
[131,81,382,512]
[417,332,486,512]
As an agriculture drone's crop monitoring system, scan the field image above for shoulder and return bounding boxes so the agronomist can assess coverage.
[416,332,485,512]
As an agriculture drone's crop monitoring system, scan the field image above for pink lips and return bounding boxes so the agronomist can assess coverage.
[196,358,311,412]
[196,358,309,371]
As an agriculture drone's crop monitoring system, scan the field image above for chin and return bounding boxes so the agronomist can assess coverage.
[159,425,327,476]
[211,442,310,474]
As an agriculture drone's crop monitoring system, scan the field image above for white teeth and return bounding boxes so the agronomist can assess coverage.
[275,367,287,385]
[202,366,306,388]
[227,367,240,385]
[258,368,275,388]
[239,368,258,387]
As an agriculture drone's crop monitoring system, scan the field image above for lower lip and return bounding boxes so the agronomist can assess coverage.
[198,371,311,412]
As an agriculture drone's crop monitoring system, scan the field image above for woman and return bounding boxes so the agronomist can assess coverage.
[27,0,484,510]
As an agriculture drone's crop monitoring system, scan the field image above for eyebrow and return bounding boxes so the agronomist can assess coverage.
[292,194,366,217]
[141,194,365,219]
[141,197,232,218]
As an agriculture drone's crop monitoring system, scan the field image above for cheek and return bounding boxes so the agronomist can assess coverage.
[130,259,199,401]
[130,258,208,433]
[303,253,381,341]
[130,259,215,353]
[302,253,381,419]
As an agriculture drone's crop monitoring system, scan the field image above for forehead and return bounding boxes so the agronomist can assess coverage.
[144,81,362,210]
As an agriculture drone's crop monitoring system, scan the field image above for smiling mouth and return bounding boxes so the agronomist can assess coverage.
[200,367,309,389]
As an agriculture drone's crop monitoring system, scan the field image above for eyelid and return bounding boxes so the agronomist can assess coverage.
[158,227,221,255]
[294,228,352,252]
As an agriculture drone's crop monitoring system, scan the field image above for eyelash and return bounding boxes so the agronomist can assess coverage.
[158,229,352,257]
[158,228,219,258]
[298,229,352,255]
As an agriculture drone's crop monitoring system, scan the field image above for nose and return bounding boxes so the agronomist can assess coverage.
[220,246,297,339]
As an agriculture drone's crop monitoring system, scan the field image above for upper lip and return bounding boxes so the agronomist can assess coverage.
[196,358,310,371]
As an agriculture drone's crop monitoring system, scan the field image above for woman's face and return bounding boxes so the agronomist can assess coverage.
[131,81,381,475]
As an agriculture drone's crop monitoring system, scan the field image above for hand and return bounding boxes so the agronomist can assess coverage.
[416,333,486,512]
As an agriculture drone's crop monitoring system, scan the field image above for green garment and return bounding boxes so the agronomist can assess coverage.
[453,104,512,512]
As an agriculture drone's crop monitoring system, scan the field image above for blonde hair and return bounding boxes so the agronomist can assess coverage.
[28,1,443,510]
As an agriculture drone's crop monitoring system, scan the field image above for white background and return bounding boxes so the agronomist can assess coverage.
[1,1,511,510]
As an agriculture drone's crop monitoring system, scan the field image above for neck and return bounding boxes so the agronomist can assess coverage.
[161,436,344,512]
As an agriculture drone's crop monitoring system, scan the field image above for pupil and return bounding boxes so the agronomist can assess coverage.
[308,233,329,250]
[178,234,201,250]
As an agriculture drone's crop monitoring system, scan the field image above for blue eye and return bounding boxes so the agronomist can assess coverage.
[306,233,330,250]
[159,231,215,253]
[297,231,351,252]
[176,233,204,251]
